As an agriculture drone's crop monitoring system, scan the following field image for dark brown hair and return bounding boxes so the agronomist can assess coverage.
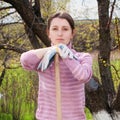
[47,12,75,31]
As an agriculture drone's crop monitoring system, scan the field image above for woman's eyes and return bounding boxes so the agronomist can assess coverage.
[52,27,68,31]
[52,28,58,30]
[63,28,68,31]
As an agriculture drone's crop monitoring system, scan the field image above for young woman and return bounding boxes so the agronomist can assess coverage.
[20,12,92,120]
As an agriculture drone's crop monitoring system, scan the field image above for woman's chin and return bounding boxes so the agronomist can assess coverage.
[56,41,66,45]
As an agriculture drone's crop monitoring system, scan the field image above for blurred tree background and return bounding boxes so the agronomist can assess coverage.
[0,0,120,120]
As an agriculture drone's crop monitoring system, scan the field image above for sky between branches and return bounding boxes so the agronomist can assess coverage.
[68,0,120,20]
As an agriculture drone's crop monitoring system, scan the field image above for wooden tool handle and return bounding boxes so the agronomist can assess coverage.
[55,54,62,120]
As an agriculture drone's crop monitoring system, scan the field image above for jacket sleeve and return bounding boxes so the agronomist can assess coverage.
[62,52,92,83]
[20,50,41,71]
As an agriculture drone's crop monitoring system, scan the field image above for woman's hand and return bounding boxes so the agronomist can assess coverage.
[37,44,75,71]
[37,46,57,71]
[57,44,74,59]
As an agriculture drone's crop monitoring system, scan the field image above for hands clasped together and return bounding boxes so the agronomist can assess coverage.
[37,44,77,71]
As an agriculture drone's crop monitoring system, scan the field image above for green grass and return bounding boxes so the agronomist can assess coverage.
[85,108,93,120]
[0,113,35,120]
[0,113,13,120]
[0,67,37,120]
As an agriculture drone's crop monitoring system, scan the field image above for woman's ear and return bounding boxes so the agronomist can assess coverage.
[73,29,76,37]
[71,29,76,39]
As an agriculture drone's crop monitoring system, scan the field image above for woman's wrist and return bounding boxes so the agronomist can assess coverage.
[34,47,51,59]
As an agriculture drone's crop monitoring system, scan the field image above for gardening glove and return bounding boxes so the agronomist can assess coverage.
[58,44,78,60]
[37,44,77,71]
[58,43,74,59]
[37,46,57,71]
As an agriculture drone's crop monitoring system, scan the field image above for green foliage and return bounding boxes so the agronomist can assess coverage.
[110,50,120,91]
[73,20,99,52]
[40,0,70,21]
[1,19,119,53]
[0,67,37,120]
[85,108,93,120]
[91,49,120,91]
[2,24,31,45]
[111,60,120,90]
[0,113,12,120]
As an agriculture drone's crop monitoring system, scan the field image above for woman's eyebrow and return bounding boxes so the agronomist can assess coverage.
[51,25,70,28]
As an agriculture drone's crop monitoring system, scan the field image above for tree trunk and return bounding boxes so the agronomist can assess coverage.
[85,76,120,120]
[98,0,115,103]
[3,0,50,47]
[85,1,120,119]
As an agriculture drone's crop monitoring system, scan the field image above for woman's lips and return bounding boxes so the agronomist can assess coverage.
[56,39,64,41]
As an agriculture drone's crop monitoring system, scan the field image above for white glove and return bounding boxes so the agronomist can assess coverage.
[37,47,56,71]
[58,44,74,59]
[37,44,76,71]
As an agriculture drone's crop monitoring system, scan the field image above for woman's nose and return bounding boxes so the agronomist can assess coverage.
[57,30,63,36]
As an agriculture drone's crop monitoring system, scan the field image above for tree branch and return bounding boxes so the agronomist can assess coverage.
[0,6,13,11]
[0,11,16,19]
[115,17,120,50]
[0,52,8,86]
[3,0,50,47]
[24,24,42,49]
[0,44,27,53]
[110,64,120,79]
[0,22,23,26]
[106,0,116,30]
[0,68,6,86]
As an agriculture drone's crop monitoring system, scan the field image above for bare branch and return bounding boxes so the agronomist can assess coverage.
[0,6,13,11]
[0,68,6,86]
[115,17,120,50]
[5,66,22,69]
[0,21,23,26]
[24,24,42,49]
[3,0,50,46]
[2,52,9,67]
[0,52,8,86]
[110,64,120,79]
[0,11,16,19]
[106,0,116,30]
[0,44,27,53]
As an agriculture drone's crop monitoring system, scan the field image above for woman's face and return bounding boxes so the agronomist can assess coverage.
[48,18,74,45]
